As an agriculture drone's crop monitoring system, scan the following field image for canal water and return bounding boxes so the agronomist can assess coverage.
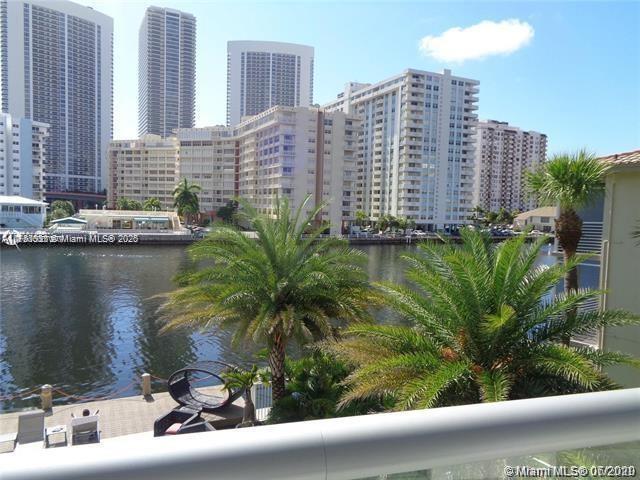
[0,243,564,411]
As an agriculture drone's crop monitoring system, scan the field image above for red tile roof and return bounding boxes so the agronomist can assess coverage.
[599,149,640,166]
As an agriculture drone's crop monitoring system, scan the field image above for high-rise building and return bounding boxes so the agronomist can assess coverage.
[0,112,49,200]
[138,6,196,138]
[226,41,314,126]
[473,120,547,213]
[324,69,480,230]
[0,0,113,196]
[107,135,179,209]
[235,106,359,233]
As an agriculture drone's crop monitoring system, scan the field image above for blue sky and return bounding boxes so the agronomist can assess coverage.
[83,0,640,156]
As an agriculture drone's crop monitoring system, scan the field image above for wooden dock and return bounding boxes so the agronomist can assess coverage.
[0,386,244,453]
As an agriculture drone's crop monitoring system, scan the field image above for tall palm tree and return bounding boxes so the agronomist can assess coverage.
[173,178,201,220]
[327,229,640,411]
[527,150,608,295]
[160,196,374,402]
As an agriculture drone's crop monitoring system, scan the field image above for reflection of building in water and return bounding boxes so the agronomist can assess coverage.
[77,209,183,232]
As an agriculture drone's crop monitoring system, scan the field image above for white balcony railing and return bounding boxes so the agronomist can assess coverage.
[2,389,639,480]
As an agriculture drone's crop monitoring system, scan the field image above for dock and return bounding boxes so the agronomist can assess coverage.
[0,386,244,453]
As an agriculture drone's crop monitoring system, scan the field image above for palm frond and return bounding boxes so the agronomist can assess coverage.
[396,361,470,410]
[528,344,601,389]
[526,149,608,210]
[476,369,513,402]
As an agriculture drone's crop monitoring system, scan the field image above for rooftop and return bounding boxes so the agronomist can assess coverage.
[600,149,640,167]
[0,196,48,206]
[515,206,556,220]
[49,217,87,224]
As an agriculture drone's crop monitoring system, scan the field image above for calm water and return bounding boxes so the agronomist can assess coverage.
[0,243,566,411]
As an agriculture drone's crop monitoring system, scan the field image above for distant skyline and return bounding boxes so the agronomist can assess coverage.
[80,0,640,156]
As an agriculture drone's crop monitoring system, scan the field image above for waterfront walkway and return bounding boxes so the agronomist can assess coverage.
[0,386,244,452]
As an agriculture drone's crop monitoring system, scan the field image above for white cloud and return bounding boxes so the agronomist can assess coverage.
[419,19,534,63]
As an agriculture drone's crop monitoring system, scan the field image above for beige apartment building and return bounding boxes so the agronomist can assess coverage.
[473,120,547,213]
[108,107,359,231]
[107,135,179,209]
[175,127,237,216]
[234,106,360,233]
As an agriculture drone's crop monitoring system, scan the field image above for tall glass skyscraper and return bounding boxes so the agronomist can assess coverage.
[138,6,196,138]
[0,0,113,195]
[226,41,314,126]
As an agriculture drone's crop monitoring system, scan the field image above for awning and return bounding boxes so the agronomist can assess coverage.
[50,217,87,224]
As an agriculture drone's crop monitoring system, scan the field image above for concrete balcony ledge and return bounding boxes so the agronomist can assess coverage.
[2,389,638,480]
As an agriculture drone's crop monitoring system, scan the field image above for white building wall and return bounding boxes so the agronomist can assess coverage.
[0,112,49,200]
[0,195,47,228]
[324,69,479,230]
[226,41,314,126]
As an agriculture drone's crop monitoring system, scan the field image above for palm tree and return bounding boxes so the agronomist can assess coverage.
[486,211,499,225]
[326,229,640,411]
[355,210,368,227]
[160,196,374,402]
[143,197,162,211]
[173,178,201,221]
[527,150,608,295]
[471,205,485,226]
[116,197,142,211]
[496,207,516,225]
[222,365,262,425]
